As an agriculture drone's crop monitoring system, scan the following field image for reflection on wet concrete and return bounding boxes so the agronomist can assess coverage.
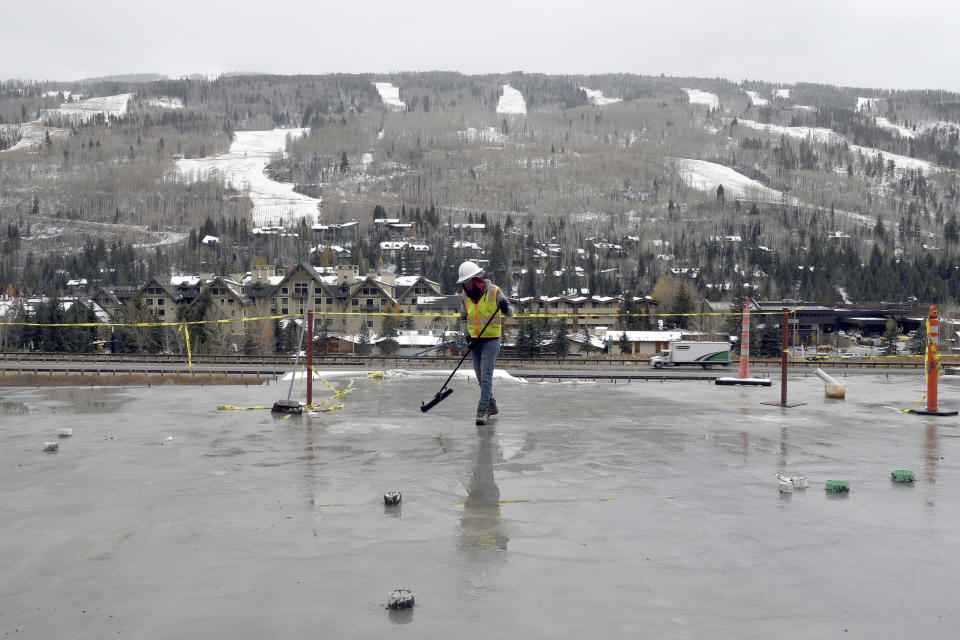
[779,426,789,468]
[61,387,132,413]
[460,425,508,553]
[924,422,939,484]
[0,400,29,414]
[388,608,414,624]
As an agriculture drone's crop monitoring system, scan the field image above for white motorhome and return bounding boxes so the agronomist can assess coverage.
[649,341,731,369]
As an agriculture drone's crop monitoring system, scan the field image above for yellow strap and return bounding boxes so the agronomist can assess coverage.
[176,324,193,374]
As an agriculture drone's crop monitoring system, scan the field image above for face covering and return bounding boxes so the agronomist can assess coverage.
[464,277,486,301]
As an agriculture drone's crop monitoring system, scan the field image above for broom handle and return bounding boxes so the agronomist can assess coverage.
[438,306,500,393]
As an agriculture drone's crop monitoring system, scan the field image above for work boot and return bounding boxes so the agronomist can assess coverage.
[475,409,488,426]
[487,401,499,417]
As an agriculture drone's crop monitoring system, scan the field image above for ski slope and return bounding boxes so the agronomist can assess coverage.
[0,120,70,153]
[581,87,621,106]
[682,88,719,109]
[736,119,941,175]
[875,117,915,138]
[674,158,783,202]
[743,90,768,106]
[175,128,321,227]
[497,85,527,115]
[373,82,406,111]
[144,97,184,109]
[46,93,134,123]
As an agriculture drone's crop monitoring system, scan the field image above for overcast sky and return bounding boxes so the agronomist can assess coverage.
[2,0,956,92]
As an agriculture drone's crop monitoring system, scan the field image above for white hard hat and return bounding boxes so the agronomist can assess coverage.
[457,260,484,284]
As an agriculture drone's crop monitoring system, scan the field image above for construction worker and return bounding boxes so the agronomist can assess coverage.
[458,260,514,425]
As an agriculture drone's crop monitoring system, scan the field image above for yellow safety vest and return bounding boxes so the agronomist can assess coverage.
[464,285,502,339]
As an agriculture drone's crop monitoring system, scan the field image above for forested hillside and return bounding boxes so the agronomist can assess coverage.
[2,71,960,308]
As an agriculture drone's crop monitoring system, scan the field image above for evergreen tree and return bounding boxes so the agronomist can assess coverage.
[521,263,538,298]
[552,317,569,359]
[357,322,373,355]
[945,214,959,244]
[516,318,542,358]
[909,328,927,356]
[379,313,400,355]
[757,321,782,358]
[883,318,900,356]
[315,318,330,354]
[670,282,695,329]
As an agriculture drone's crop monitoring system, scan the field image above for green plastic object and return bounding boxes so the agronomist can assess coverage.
[891,470,916,482]
[825,480,850,493]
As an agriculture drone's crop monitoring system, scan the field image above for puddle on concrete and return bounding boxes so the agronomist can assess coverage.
[0,400,30,414]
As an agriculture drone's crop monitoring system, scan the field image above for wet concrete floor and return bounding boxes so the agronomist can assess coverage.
[1,372,958,638]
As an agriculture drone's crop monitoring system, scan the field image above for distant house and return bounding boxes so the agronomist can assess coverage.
[600,330,685,356]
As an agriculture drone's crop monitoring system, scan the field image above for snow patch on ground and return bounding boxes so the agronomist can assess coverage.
[144,96,184,109]
[774,89,790,99]
[743,90,768,106]
[674,158,783,202]
[457,127,508,146]
[737,118,941,175]
[875,117,914,138]
[682,88,719,109]
[46,93,134,123]
[850,143,939,175]
[793,105,817,112]
[0,120,70,153]
[175,128,321,227]
[497,85,527,115]
[857,97,882,112]
[736,119,841,144]
[45,90,79,100]
[361,152,373,167]
[373,82,406,111]
[581,87,621,106]
[281,368,527,383]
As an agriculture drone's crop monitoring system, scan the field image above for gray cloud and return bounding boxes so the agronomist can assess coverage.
[1,0,956,91]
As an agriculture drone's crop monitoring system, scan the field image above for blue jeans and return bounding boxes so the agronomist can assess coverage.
[471,338,500,412]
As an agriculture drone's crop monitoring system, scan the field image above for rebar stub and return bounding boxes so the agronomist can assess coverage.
[384,491,402,506]
[387,589,414,609]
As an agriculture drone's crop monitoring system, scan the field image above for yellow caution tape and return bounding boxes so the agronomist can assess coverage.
[177,323,192,374]
[0,308,805,328]
[217,405,271,411]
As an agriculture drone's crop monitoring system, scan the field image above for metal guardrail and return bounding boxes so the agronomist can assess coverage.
[0,351,934,369]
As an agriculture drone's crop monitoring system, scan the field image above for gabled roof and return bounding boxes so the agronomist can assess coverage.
[393,276,441,301]
[207,276,251,305]
[138,277,182,302]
